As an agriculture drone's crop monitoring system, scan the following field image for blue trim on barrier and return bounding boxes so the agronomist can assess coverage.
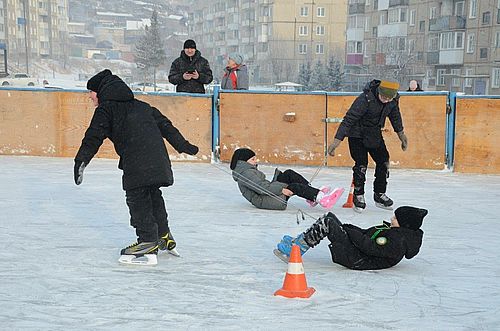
[455,94,500,99]
[447,93,457,169]
[0,86,86,93]
[219,89,326,96]
[212,86,220,158]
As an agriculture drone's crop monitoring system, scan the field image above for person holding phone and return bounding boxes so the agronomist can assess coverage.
[168,39,213,94]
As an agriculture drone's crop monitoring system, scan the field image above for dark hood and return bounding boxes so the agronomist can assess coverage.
[97,74,134,103]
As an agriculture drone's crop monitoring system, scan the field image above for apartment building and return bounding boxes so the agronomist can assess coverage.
[187,0,347,85]
[1,0,69,73]
[346,0,500,94]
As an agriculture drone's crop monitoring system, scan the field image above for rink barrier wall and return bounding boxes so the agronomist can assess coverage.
[0,88,499,174]
[0,88,213,162]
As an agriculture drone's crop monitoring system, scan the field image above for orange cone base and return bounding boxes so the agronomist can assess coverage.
[274,286,315,298]
[342,199,353,208]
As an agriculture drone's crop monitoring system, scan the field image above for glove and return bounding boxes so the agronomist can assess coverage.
[327,138,342,156]
[397,131,408,151]
[74,160,86,185]
[183,142,199,155]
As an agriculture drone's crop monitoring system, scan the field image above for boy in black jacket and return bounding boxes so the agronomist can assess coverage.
[275,206,427,270]
[74,69,199,265]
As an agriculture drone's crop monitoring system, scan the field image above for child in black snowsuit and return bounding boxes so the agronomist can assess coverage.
[275,206,427,270]
[230,148,343,210]
[74,69,199,265]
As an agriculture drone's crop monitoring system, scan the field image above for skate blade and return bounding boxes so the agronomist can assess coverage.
[273,249,289,263]
[375,202,393,210]
[118,254,158,266]
[353,206,364,213]
[167,248,180,257]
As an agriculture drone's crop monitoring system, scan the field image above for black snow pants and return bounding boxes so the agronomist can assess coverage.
[125,185,170,242]
[348,137,390,195]
[276,169,319,201]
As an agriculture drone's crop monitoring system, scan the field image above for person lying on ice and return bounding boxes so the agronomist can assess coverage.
[275,206,427,270]
[230,148,343,210]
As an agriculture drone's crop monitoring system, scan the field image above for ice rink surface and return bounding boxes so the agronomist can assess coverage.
[1,156,499,330]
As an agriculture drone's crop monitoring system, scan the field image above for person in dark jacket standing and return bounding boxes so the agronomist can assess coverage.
[168,39,213,94]
[327,80,408,212]
[221,53,249,90]
[74,69,199,265]
[275,206,427,270]
[230,148,344,210]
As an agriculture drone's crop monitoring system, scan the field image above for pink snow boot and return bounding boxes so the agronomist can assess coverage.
[307,186,331,207]
[317,187,345,209]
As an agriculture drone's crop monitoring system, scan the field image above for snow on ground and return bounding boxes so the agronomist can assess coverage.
[0,156,499,330]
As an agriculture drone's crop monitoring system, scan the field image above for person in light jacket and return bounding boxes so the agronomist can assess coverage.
[221,53,249,90]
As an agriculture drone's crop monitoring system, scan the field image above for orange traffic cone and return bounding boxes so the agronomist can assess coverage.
[342,179,354,208]
[274,245,315,298]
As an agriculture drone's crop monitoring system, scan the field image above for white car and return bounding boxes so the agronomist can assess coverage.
[130,82,163,92]
[1,73,38,87]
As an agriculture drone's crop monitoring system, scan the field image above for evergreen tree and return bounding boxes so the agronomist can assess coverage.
[298,61,312,90]
[134,10,166,91]
[327,56,344,91]
[309,60,329,91]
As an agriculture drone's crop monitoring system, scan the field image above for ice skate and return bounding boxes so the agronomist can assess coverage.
[273,233,310,263]
[353,194,366,213]
[374,193,393,210]
[158,231,180,257]
[118,241,159,266]
[317,187,345,209]
[306,186,331,207]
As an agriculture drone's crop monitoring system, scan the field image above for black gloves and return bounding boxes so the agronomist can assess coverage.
[183,142,199,155]
[397,131,408,151]
[74,160,86,185]
[327,138,342,156]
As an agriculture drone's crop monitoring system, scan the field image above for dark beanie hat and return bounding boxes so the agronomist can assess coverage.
[395,206,428,230]
[230,148,255,170]
[183,39,196,49]
[87,69,112,92]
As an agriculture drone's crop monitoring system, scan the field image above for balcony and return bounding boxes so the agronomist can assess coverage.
[377,23,407,37]
[348,3,364,15]
[346,53,363,65]
[429,16,466,31]
[439,49,463,64]
[389,0,409,7]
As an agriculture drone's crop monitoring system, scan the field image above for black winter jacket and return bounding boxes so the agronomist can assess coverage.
[168,50,213,93]
[75,74,195,190]
[335,80,404,141]
[328,221,423,270]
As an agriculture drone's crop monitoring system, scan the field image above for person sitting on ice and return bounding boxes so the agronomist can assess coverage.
[230,148,344,210]
[275,206,427,270]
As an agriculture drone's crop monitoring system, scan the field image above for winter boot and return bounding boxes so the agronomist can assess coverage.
[374,192,393,210]
[353,194,366,212]
[158,231,180,257]
[118,241,159,266]
[307,186,331,207]
[316,187,345,209]
[272,168,283,182]
[274,233,310,262]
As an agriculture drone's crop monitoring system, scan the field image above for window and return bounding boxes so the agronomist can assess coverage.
[410,10,416,26]
[467,33,475,53]
[496,31,500,48]
[388,8,407,23]
[317,7,325,17]
[437,69,446,86]
[299,26,308,36]
[299,44,307,54]
[419,20,425,32]
[455,1,465,16]
[430,7,437,19]
[300,7,308,16]
[366,0,371,6]
[347,41,363,54]
[372,26,377,37]
[451,69,461,87]
[365,16,370,32]
[316,44,324,54]
[428,35,439,51]
[465,68,473,87]
[480,48,488,58]
[316,25,325,35]
[469,0,477,18]
[492,68,500,88]
[483,11,491,25]
[440,32,465,49]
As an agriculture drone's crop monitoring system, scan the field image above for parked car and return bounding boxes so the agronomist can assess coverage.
[130,82,164,92]
[1,73,38,87]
